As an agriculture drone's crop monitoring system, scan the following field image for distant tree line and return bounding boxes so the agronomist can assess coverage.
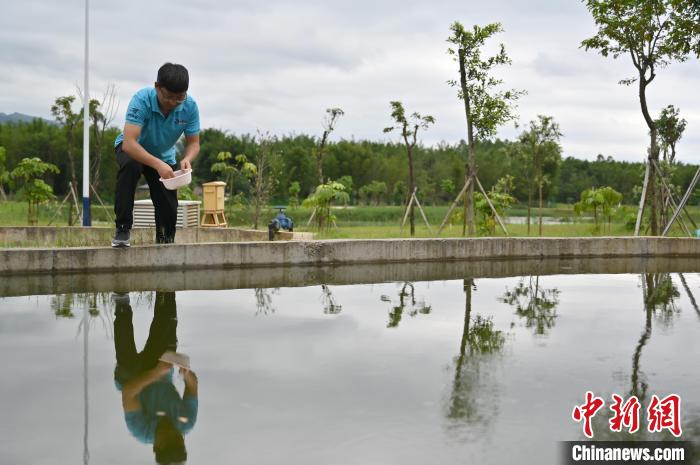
[2,118,699,208]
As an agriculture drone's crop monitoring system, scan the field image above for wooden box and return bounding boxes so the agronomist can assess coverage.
[203,181,226,212]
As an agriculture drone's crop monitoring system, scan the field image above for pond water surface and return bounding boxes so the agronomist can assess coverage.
[1,265,699,464]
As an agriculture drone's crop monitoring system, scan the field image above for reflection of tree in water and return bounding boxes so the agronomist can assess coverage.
[254,288,279,315]
[381,282,432,328]
[678,273,700,321]
[631,273,681,400]
[321,284,342,314]
[589,274,699,450]
[500,276,560,335]
[51,292,155,338]
[641,273,680,328]
[446,279,506,431]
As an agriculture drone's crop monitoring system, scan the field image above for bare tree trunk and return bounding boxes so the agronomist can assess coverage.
[317,131,329,185]
[639,75,658,235]
[538,181,543,236]
[527,188,532,235]
[408,149,415,236]
[462,175,468,236]
[459,48,476,237]
[0,186,6,201]
[254,198,261,230]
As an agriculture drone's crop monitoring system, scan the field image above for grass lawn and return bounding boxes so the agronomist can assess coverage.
[0,200,696,239]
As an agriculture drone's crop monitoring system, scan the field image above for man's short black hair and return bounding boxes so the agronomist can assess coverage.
[157,63,189,93]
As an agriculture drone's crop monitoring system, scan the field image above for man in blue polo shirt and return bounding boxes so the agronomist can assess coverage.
[112,62,201,247]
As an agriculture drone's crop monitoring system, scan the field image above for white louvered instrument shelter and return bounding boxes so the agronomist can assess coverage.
[133,199,201,228]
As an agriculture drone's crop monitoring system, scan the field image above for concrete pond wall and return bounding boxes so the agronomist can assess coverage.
[3,255,700,297]
[2,236,700,277]
[0,226,313,248]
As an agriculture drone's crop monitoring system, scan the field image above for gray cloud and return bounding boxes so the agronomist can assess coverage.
[1,0,699,162]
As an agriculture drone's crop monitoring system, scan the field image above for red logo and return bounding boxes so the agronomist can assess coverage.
[572,392,682,438]
[647,394,682,437]
[572,391,605,438]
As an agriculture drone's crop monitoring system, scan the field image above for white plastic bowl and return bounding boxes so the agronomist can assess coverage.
[160,169,192,190]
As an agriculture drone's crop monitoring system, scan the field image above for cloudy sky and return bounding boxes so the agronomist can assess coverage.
[1,0,699,162]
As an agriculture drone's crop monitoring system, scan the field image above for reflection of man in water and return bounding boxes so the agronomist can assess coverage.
[113,291,198,464]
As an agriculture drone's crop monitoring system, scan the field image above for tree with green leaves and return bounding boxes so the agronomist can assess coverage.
[337,175,353,205]
[474,175,516,235]
[656,105,686,164]
[392,180,407,206]
[517,115,563,235]
[85,84,119,192]
[313,108,344,185]
[9,157,60,225]
[383,101,434,236]
[288,181,301,209]
[359,180,387,205]
[0,146,8,201]
[250,132,280,229]
[447,21,524,236]
[654,105,686,226]
[302,180,350,231]
[51,96,81,194]
[573,186,622,234]
[211,151,256,198]
[581,0,698,235]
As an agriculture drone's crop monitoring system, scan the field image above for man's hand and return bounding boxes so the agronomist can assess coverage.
[180,367,198,384]
[157,162,175,179]
[155,360,174,376]
[180,158,192,172]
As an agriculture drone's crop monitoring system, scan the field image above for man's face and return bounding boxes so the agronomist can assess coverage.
[155,83,187,113]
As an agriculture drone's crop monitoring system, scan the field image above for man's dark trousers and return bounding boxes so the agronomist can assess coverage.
[114,291,178,384]
[114,143,178,243]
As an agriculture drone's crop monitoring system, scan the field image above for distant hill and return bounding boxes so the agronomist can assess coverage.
[0,112,54,125]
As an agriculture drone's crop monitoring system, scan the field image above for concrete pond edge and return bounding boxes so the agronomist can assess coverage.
[2,236,699,276]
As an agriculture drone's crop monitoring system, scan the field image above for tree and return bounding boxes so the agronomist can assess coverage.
[9,157,60,225]
[82,84,119,192]
[337,175,353,205]
[573,186,622,234]
[517,115,563,235]
[440,178,455,197]
[302,181,350,231]
[313,108,344,185]
[581,0,698,235]
[288,181,301,209]
[250,132,280,230]
[383,101,434,236]
[359,180,387,205]
[392,180,407,206]
[211,151,256,198]
[0,146,9,201]
[50,96,81,194]
[447,22,524,236]
[474,175,516,235]
[656,105,687,164]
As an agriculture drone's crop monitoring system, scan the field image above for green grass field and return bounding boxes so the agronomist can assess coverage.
[0,200,696,239]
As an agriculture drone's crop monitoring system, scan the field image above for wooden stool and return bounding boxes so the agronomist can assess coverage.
[201,210,227,227]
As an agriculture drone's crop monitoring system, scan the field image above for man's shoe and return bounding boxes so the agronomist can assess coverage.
[111,229,130,248]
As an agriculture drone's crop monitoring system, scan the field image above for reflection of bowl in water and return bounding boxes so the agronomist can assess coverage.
[160,169,192,190]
